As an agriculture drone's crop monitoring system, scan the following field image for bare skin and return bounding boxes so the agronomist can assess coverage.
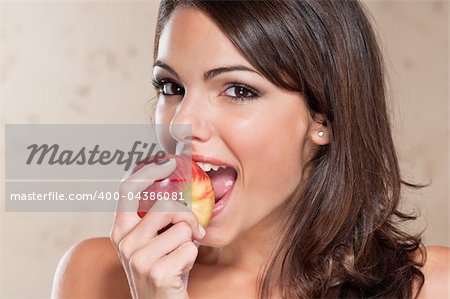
[52,6,450,299]
[52,238,449,298]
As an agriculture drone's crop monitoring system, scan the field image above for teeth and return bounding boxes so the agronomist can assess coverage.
[196,162,228,172]
[204,163,212,172]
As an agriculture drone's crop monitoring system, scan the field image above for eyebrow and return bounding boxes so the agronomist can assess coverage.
[153,60,262,81]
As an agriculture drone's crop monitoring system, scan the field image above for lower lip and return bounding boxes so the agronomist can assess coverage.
[212,182,235,217]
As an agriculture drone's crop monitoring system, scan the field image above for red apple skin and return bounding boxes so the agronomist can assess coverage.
[132,154,215,228]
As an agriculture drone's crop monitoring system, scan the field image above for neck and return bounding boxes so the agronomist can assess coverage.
[198,203,285,277]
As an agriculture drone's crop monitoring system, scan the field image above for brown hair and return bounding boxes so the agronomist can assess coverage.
[153,0,427,298]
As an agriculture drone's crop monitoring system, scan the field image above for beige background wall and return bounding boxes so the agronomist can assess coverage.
[0,1,448,298]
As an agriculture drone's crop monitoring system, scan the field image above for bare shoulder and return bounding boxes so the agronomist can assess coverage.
[51,237,131,299]
[414,246,450,298]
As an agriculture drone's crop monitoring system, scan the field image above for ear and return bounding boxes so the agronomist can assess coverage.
[307,113,330,145]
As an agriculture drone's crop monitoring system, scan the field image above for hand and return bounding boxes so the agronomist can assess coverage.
[110,158,206,299]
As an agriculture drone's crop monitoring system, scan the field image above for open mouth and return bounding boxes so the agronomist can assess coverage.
[196,162,238,203]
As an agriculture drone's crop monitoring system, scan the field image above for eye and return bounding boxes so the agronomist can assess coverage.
[152,78,184,96]
[223,83,260,102]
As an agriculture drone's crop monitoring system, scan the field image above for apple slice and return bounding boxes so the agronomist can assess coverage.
[132,154,215,229]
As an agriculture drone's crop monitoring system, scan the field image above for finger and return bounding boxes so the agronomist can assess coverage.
[112,158,177,243]
[121,157,177,198]
[111,160,177,299]
[127,221,193,269]
[150,241,199,289]
[143,199,205,240]
[118,200,204,257]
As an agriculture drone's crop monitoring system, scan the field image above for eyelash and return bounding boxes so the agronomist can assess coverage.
[225,82,260,102]
[151,78,260,102]
[152,78,183,97]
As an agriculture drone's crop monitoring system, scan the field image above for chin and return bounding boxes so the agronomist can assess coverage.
[197,227,235,247]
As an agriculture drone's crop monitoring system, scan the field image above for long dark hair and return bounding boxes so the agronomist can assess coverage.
[154,1,427,298]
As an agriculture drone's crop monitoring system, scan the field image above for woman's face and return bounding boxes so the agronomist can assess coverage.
[153,7,318,246]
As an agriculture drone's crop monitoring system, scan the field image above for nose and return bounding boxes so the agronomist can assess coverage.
[169,93,211,144]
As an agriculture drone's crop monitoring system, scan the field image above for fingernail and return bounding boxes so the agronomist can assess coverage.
[198,224,206,238]
[164,158,176,167]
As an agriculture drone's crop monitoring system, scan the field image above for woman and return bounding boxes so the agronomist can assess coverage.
[52,1,449,298]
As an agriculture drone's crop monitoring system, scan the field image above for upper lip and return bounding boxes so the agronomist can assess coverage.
[191,154,236,170]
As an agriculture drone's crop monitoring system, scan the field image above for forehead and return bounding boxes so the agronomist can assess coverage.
[156,7,253,74]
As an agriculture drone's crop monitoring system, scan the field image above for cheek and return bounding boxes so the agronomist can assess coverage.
[224,108,306,201]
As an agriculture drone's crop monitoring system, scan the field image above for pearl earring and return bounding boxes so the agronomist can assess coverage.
[318,131,324,137]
